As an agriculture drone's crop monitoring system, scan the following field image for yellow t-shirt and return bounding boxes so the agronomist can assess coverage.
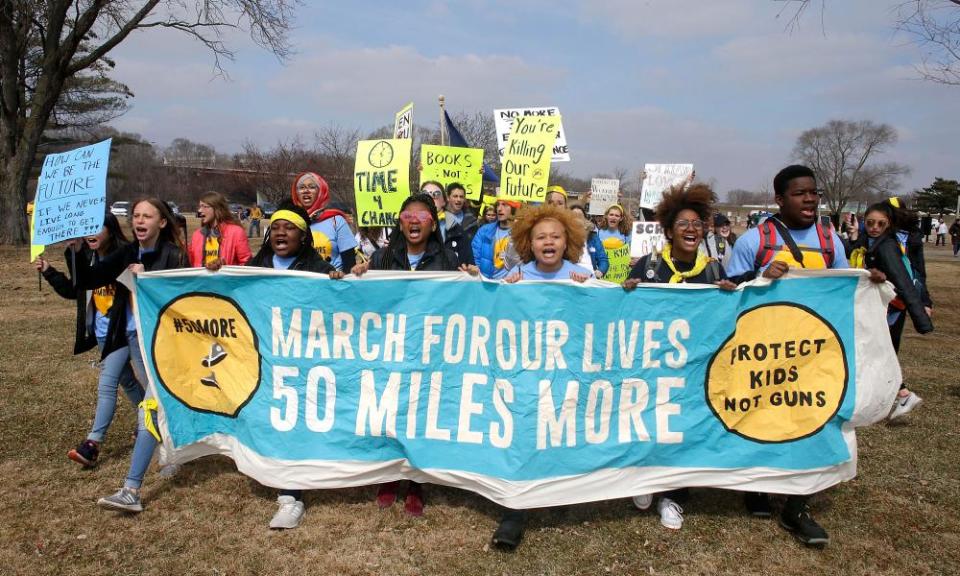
[204,236,220,265]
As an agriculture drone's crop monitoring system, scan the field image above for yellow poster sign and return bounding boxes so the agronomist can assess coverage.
[420,145,484,202]
[354,138,412,228]
[604,244,631,284]
[27,202,44,262]
[498,115,559,203]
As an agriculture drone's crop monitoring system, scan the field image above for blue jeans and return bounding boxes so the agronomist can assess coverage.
[121,330,159,490]
[88,338,144,443]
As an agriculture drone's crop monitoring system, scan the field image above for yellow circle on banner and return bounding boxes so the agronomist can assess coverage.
[151,294,260,417]
[705,303,848,443]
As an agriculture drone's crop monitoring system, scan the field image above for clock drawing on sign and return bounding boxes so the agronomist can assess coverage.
[368,141,394,168]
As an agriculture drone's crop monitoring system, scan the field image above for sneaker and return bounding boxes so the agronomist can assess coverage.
[780,506,829,546]
[158,463,180,478]
[889,391,922,421]
[97,487,143,513]
[376,481,399,509]
[631,494,653,510]
[657,498,683,530]
[269,495,305,529]
[67,440,100,468]
[744,492,773,518]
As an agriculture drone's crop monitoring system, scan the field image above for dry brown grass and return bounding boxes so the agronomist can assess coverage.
[1,241,958,576]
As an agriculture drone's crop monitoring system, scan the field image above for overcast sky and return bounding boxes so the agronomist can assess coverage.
[108,0,957,194]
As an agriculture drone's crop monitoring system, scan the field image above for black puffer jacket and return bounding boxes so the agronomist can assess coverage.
[370,237,459,272]
[72,241,188,359]
[863,234,933,334]
[444,212,479,266]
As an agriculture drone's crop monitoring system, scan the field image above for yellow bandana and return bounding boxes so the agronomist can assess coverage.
[270,210,308,232]
[661,243,709,283]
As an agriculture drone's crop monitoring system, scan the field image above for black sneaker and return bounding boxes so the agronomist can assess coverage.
[492,511,526,551]
[744,492,772,518]
[779,507,829,546]
[67,439,100,468]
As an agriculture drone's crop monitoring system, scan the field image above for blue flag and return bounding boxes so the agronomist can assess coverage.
[444,110,499,183]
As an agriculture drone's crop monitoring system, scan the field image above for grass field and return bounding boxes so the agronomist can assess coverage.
[0,239,958,576]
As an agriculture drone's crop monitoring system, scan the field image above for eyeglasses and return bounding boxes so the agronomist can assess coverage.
[674,219,705,230]
[422,189,443,198]
[399,210,434,225]
[296,183,320,192]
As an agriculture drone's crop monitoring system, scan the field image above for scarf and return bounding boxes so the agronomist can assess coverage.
[661,243,709,283]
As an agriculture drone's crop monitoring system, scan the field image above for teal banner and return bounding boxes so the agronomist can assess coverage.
[134,269,900,508]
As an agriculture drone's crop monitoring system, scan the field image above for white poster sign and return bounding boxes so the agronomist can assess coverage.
[630,220,666,259]
[589,178,620,215]
[640,163,694,209]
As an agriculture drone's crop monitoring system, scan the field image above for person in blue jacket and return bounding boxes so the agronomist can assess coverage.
[570,204,609,277]
[472,197,521,279]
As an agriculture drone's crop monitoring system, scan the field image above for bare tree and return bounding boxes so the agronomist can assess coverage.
[0,1,298,244]
[241,136,309,204]
[793,120,909,217]
[780,1,960,85]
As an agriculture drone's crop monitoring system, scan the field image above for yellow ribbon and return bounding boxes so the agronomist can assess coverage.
[139,398,162,443]
[849,246,867,269]
[661,243,709,283]
[270,210,308,232]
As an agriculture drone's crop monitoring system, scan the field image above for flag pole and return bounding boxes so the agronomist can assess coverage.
[439,94,447,146]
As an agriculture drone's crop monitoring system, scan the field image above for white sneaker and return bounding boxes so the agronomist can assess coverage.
[632,494,653,510]
[269,495,305,529]
[657,498,683,530]
[889,391,923,421]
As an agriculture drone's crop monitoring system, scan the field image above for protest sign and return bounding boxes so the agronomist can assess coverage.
[354,138,412,227]
[420,145,484,201]
[630,221,666,259]
[589,178,620,215]
[394,103,413,139]
[604,244,631,284]
[494,107,570,162]
[640,164,694,209]
[136,268,899,508]
[498,115,559,203]
[30,139,111,246]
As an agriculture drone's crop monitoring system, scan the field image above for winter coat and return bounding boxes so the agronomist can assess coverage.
[370,237,459,272]
[472,221,509,278]
[861,234,933,334]
[73,241,188,360]
[41,246,100,355]
[585,231,609,274]
[189,222,252,268]
[444,211,479,266]
[246,246,335,273]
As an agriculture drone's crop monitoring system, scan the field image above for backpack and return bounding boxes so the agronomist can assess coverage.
[754,217,834,270]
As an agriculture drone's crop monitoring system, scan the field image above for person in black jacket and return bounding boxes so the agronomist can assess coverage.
[851,201,934,421]
[442,182,479,265]
[36,214,144,467]
[207,202,344,529]
[351,193,475,516]
[353,193,469,274]
[76,198,189,513]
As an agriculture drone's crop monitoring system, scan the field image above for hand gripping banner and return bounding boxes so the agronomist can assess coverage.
[134,269,900,508]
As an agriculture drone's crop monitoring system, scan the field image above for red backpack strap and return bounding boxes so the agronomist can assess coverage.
[754,220,777,269]
[815,221,834,268]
